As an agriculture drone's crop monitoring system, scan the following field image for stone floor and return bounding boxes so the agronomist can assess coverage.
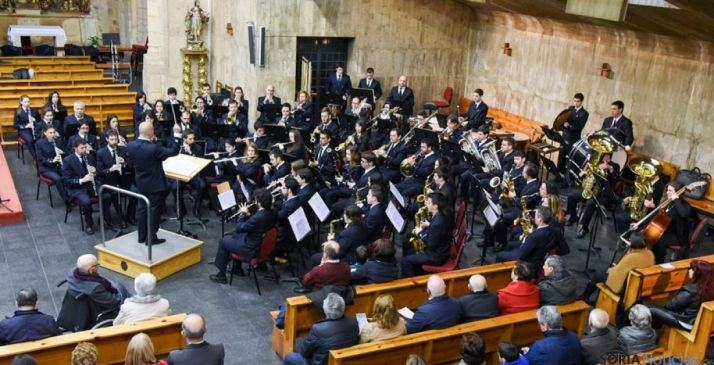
[1,147,712,364]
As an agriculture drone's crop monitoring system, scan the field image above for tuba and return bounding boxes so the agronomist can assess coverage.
[628,157,662,221]
[400,151,423,177]
[479,139,502,172]
[581,134,619,199]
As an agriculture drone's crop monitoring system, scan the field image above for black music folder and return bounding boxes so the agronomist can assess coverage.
[263,124,289,143]
[351,88,375,108]
[207,104,228,121]
[261,104,282,122]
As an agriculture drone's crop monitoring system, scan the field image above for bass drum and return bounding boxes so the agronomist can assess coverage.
[566,138,592,185]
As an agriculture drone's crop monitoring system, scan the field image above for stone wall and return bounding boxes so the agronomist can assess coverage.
[465,11,714,170]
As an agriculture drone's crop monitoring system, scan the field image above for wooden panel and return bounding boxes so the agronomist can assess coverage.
[0,84,128,97]
[0,78,113,87]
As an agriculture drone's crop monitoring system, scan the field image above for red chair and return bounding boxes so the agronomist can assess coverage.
[669,217,708,261]
[454,201,467,234]
[229,228,279,295]
[422,215,468,273]
[35,160,56,207]
[428,87,453,109]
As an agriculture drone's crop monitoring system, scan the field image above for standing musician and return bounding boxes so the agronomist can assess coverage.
[164,87,185,126]
[177,111,198,135]
[44,91,68,132]
[274,103,293,126]
[458,88,488,130]
[35,125,67,201]
[650,181,692,263]
[387,75,414,117]
[369,102,396,148]
[314,108,340,142]
[401,192,453,277]
[273,176,302,259]
[233,86,250,123]
[328,151,379,217]
[221,100,248,138]
[263,149,291,187]
[66,121,98,155]
[342,97,368,138]
[132,92,151,125]
[179,129,207,216]
[100,114,129,149]
[96,130,130,230]
[14,95,41,158]
[380,128,408,183]
[357,186,388,242]
[358,67,383,105]
[233,142,261,202]
[602,100,634,150]
[35,108,60,141]
[210,188,277,283]
[290,90,314,130]
[558,93,589,174]
[191,96,213,127]
[257,84,281,123]
[295,168,317,205]
[395,138,439,199]
[200,83,216,106]
[492,162,541,249]
[326,63,352,106]
[310,131,337,187]
[63,100,95,141]
[127,122,182,245]
[62,139,111,235]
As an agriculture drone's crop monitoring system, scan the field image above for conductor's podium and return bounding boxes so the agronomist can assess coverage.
[96,229,202,281]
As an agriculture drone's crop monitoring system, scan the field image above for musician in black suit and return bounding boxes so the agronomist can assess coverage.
[14,95,42,158]
[458,126,491,198]
[360,187,388,242]
[441,115,464,145]
[274,103,294,126]
[496,206,564,271]
[34,108,60,141]
[210,188,277,283]
[263,149,291,187]
[326,63,352,105]
[199,83,218,106]
[232,142,261,201]
[96,130,130,229]
[257,84,282,122]
[406,166,454,218]
[613,173,667,234]
[328,151,380,216]
[475,136,516,189]
[380,129,407,183]
[127,122,181,245]
[221,100,248,138]
[274,177,302,256]
[458,88,488,129]
[179,129,207,216]
[387,75,414,117]
[191,96,214,128]
[206,139,240,188]
[396,139,439,199]
[327,205,369,264]
[35,125,67,200]
[290,90,314,130]
[295,168,317,206]
[177,110,199,136]
[164,87,185,126]
[314,108,340,142]
[66,121,99,155]
[493,162,542,249]
[566,154,620,238]
[560,93,589,154]
[402,192,453,277]
[62,139,111,235]
[63,100,96,142]
[651,181,692,263]
[602,100,634,149]
[310,131,337,187]
[357,67,383,104]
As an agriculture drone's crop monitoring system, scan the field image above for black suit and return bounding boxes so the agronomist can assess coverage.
[264,161,290,187]
[276,196,302,250]
[63,114,96,138]
[350,258,398,285]
[396,152,438,198]
[35,139,67,199]
[364,203,388,242]
[602,115,634,147]
[316,121,340,142]
[96,145,130,219]
[336,223,369,263]
[66,133,98,154]
[34,119,60,141]
[387,86,414,117]
[462,101,489,129]
[382,141,407,183]
[558,106,589,173]
[167,341,225,365]
[214,208,277,275]
[496,225,563,270]
[401,212,453,277]
[458,290,499,323]
[14,107,42,157]
[257,96,282,122]
[313,144,337,186]
[327,73,353,104]
[358,77,382,101]
[327,167,380,215]
[62,153,110,228]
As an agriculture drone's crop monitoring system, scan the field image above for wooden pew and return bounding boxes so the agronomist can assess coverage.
[0,64,96,73]
[0,78,114,87]
[0,92,137,108]
[0,69,105,81]
[0,56,90,63]
[271,262,517,358]
[328,301,590,365]
[659,300,714,362]
[0,84,129,97]
[0,314,186,365]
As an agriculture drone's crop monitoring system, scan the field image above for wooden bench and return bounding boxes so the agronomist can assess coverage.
[271,262,517,358]
[328,301,590,365]
[0,84,129,97]
[0,56,91,65]
[685,179,714,217]
[659,300,714,362]
[0,78,115,87]
[0,92,137,108]
[0,63,96,73]
[0,314,186,365]
[2,69,105,81]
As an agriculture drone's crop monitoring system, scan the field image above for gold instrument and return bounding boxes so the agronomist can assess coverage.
[373,143,389,159]
[400,151,423,177]
[53,142,64,167]
[329,218,344,237]
[499,172,516,208]
[354,185,369,206]
[553,109,573,131]
[335,133,355,152]
[310,125,321,144]
[514,210,535,242]
[628,157,662,221]
[489,176,501,189]
[224,114,236,125]
[440,127,455,141]
[410,172,434,254]
[581,134,619,199]
[190,104,199,113]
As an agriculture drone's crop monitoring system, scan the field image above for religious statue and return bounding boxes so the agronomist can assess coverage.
[185,0,209,50]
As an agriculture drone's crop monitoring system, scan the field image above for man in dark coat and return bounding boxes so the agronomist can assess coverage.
[538,255,577,306]
[386,75,415,117]
[167,314,224,365]
[601,100,634,149]
[406,275,462,334]
[458,274,499,323]
[66,254,130,315]
[0,288,60,345]
[524,306,583,365]
[580,309,621,365]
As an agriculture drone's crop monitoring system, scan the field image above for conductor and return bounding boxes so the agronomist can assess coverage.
[127,121,181,245]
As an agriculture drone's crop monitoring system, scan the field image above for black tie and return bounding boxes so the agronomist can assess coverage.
[81,156,88,174]
[338,76,341,82]
[399,88,403,96]
[111,149,116,160]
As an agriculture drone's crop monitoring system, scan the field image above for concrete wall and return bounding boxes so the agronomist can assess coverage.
[465,11,714,170]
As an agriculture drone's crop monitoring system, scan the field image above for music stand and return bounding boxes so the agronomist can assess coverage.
[201,124,234,147]
[576,179,610,274]
[261,104,281,123]
[167,103,183,125]
[351,88,375,108]
[206,105,228,121]
[263,124,289,143]
[163,154,212,238]
[413,127,439,145]
[439,140,463,162]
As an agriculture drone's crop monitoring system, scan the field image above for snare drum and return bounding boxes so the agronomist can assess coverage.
[327,103,342,118]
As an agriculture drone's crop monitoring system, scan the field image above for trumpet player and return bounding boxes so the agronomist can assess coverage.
[274,103,293,126]
[233,86,250,121]
[200,83,215,106]
[401,192,453,278]
[96,130,130,230]
[210,188,277,284]
[263,149,291,187]
[14,95,41,158]
[35,108,60,141]
[257,84,282,123]
[66,121,98,155]
[222,100,249,137]
[191,96,213,126]
[380,129,407,183]
[395,138,438,199]
[441,115,464,144]
[36,125,67,201]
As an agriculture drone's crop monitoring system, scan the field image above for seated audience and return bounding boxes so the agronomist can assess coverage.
[538,255,576,305]
[497,261,539,315]
[114,273,171,325]
[406,355,426,365]
[580,309,620,365]
[455,332,486,365]
[125,333,168,365]
[10,355,37,365]
[0,288,60,345]
[359,294,406,343]
[498,342,529,365]
[406,275,461,334]
[350,238,399,285]
[648,260,714,330]
[458,274,499,323]
[617,304,657,355]
[523,306,583,365]
[72,342,98,365]
[167,313,224,365]
[578,232,653,301]
[284,293,359,365]
[302,240,351,291]
[67,254,130,315]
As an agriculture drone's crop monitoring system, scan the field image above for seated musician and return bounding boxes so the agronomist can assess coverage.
[35,125,67,201]
[63,100,96,141]
[540,181,564,227]
[406,166,454,218]
[329,204,369,264]
[651,181,692,263]
[276,129,305,160]
[192,96,214,126]
[323,146,362,203]
[380,128,407,183]
[206,139,240,187]
[34,108,60,142]
[200,83,216,106]
[179,129,207,216]
[496,207,567,271]
[315,108,340,142]
[62,138,112,235]
[613,173,667,235]
[263,149,291,187]
[310,131,337,188]
[243,121,270,150]
[406,275,461,334]
[295,168,317,205]
[483,136,516,187]
[492,162,541,250]
[233,142,261,202]
[100,114,129,149]
[234,86,250,122]
[350,238,398,285]
[327,151,378,216]
[273,177,302,258]
[341,96,367,138]
[177,110,198,135]
[274,103,293,126]
[210,188,277,283]
[289,90,313,130]
[358,186,388,242]
[441,114,463,145]
[66,120,98,155]
[369,103,395,149]
[351,120,370,152]
[257,84,281,123]
[222,99,248,138]
[395,138,439,199]
[458,126,492,198]
[96,130,130,230]
[401,192,453,277]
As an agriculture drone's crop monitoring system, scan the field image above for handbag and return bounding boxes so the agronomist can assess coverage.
[675,167,710,199]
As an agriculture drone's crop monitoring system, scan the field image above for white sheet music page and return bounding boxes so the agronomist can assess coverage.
[308,192,330,222]
[288,207,312,242]
[386,201,405,232]
[390,182,406,207]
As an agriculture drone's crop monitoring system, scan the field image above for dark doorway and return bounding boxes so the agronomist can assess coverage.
[295,37,351,120]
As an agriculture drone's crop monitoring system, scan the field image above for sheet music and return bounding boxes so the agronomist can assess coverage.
[216,182,236,211]
[288,207,311,242]
[483,205,499,227]
[386,201,405,233]
[659,263,675,270]
[398,307,414,319]
[308,193,330,222]
[356,313,368,332]
[485,189,502,216]
[389,182,406,207]
[237,178,250,201]
[162,157,196,176]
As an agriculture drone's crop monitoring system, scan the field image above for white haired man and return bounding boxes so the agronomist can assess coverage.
[580,309,621,365]
[522,305,583,364]
[458,274,498,323]
[66,254,130,315]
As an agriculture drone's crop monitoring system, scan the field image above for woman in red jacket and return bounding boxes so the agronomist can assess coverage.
[498,261,540,314]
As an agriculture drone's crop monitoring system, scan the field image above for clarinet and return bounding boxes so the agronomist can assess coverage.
[84,156,98,196]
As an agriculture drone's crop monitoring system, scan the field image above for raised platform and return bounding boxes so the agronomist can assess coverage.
[95,228,202,281]
[0,145,24,224]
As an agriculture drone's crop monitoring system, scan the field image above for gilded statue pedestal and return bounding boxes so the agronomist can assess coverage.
[180,48,208,106]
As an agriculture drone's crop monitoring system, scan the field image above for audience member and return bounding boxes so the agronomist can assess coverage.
[580,309,620,365]
[523,306,583,365]
[458,274,498,323]
[455,332,485,365]
[350,238,399,285]
[406,275,461,334]
[648,260,714,330]
[359,294,406,343]
[167,314,225,365]
[114,273,171,325]
[617,304,657,355]
[538,255,576,305]
[0,288,60,345]
[72,342,98,365]
[498,342,529,365]
[125,332,168,365]
[497,261,539,315]
[10,355,37,365]
[405,355,426,365]
[66,254,130,315]
[283,293,359,365]
[301,241,351,292]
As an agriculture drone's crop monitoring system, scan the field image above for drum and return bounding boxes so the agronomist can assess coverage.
[327,103,342,118]
[566,132,628,185]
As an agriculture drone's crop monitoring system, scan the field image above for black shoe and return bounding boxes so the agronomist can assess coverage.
[293,287,310,294]
[257,263,268,272]
[104,221,118,231]
[151,238,166,245]
[119,221,128,229]
[209,274,227,284]
[85,227,94,235]
[576,225,589,239]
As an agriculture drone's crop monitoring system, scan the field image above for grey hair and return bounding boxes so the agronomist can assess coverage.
[628,304,652,328]
[537,305,562,329]
[323,293,345,320]
[589,308,609,329]
[134,273,157,297]
[468,275,487,292]
[405,354,426,365]
[545,255,566,275]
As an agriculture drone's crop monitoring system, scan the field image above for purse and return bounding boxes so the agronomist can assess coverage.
[675,167,710,199]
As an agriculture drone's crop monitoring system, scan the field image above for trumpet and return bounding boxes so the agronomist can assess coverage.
[335,133,355,152]
[290,101,305,115]
[354,185,369,206]
[226,203,257,221]
[373,143,389,159]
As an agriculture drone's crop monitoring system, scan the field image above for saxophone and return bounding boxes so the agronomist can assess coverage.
[581,134,618,199]
[410,172,434,254]
[514,210,535,242]
[329,218,343,237]
[354,185,369,206]
[628,157,662,221]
